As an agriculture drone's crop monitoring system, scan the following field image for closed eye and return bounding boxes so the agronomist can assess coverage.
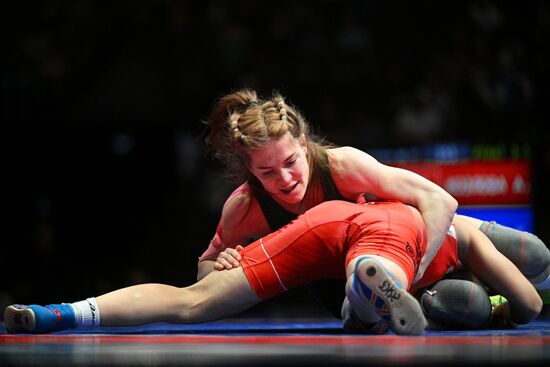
[285,159,297,167]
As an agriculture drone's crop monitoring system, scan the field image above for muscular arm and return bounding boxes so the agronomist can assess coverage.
[331,147,458,282]
[196,193,249,281]
[454,217,542,324]
[196,187,270,281]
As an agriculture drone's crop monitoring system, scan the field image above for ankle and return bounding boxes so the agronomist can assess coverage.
[72,298,101,327]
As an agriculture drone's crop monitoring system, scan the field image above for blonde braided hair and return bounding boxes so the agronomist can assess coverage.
[205,89,334,184]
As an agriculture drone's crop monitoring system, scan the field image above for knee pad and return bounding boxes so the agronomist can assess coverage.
[480,221,550,284]
[420,279,492,330]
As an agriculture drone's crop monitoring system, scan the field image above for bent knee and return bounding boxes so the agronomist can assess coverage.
[522,233,550,279]
[481,222,550,279]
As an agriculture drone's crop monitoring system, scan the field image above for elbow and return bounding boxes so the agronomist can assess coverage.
[527,296,544,321]
[435,191,458,222]
[512,296,543,324]
[443,192,458,214]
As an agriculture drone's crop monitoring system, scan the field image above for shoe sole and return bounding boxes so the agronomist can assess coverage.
[341,297,390,334]
[4,305,37,333]
[355,258,426,336]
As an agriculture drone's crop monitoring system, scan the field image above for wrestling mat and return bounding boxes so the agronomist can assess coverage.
[2,314,550,367]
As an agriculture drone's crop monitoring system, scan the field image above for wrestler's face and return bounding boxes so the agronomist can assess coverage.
[249,132,309,206]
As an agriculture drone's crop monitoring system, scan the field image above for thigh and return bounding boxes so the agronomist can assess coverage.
[241,220,350,299]
[240,201,359,300]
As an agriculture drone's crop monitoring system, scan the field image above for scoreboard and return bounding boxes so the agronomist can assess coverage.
[372,142,533,231]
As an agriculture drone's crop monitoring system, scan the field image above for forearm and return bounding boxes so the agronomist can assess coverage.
[456,218,543,325]
[422,198,457,258]
[492,299,540,326]
[416,192,458,278]
[197,260,216,281]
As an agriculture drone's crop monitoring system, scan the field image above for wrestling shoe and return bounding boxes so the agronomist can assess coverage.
[341,296,390,334]
[4,304,77,333]
[351,257,427,336]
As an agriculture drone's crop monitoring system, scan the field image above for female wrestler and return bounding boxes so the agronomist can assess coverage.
[199,88,457,288]
[5,200,543,336]
[199,89,549,324]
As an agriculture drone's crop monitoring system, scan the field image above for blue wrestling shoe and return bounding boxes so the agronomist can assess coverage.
[348,257,426,336]
[4,304,77,333]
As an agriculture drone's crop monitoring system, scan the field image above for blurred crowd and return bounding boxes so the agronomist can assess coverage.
[2,0,549,308]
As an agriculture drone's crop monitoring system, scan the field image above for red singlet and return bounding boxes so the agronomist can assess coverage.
[240,200,459,300]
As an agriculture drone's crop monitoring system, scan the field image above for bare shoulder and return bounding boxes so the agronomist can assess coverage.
[220,183,271,244]
[328,146,377,163]
[326,146,381,198]
[327,146,379,178]
[221,185,254,230]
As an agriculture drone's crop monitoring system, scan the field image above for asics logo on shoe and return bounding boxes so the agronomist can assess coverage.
[378,281,401,303]
[54,308,62,321]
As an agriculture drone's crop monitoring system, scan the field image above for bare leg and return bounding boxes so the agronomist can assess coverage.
[454,217,542,324]
[457,214,550,285]
[4,267,261,333]
[420,214,547,330]
[457,214,483,228]
[96,267,260,326]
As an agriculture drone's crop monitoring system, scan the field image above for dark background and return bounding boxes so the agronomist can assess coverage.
[2,0,549,308]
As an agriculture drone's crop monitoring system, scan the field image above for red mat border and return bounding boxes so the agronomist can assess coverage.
[2,334,550,346]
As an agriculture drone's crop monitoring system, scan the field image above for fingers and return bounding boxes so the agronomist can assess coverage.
[213,262,225,271]
[223,247,242,262]
[215,247,242,270]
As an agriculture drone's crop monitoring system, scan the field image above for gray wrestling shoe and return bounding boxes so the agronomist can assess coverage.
[351,257,426,336]
[341,296,390,334]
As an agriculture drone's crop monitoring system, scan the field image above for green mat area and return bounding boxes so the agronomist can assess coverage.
[540,290,550,304]
[491,290,550,306]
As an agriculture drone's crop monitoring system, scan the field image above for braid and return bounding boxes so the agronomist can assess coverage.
[277,101,288,121]
[205,88,336,184]
[271,98,294,136]
[229,112,247,143]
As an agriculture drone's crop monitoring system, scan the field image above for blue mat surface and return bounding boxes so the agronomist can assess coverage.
[3,317,549,336]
